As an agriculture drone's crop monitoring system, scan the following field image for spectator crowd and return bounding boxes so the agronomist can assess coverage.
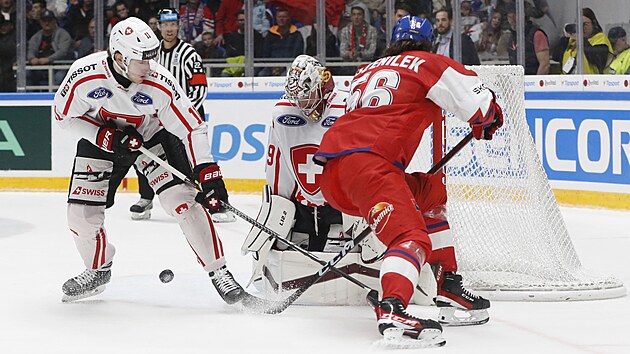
[0,0,629,91]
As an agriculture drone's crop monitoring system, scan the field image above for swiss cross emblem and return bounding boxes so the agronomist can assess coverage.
[125,27,134,35]
[290,144,323,195]
[175,203,188,215]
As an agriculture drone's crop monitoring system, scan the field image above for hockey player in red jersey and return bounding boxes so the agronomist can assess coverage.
[53,18,245,304]
[314,15,502,345]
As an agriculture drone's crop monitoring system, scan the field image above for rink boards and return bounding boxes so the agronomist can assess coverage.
[1,75,630,209]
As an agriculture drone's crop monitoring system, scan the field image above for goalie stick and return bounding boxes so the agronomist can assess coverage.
[139,131,472,314]
[252,131,475,314]
[221,201,378,292]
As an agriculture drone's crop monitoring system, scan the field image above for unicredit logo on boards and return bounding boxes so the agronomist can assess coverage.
[532,114,630,176]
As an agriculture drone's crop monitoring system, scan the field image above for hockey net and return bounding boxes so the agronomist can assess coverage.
[407,65,625,301]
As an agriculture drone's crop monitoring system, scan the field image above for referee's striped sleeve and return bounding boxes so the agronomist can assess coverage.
[185,49,207,111]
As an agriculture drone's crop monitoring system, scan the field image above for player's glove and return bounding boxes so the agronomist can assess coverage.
[96,124,144,154]
[469,94,504,141]
[194,163,228,213]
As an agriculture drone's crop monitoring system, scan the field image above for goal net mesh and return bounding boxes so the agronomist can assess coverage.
[407,65,624,300]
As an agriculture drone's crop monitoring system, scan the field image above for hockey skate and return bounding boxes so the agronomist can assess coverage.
[434,271,490,326]
[209,266,246,304]
[62,263,112,302]
[210,206,236,223]
[130,198,153,220]
[368,295,446,348]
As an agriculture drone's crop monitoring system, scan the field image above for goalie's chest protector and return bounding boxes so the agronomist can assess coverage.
[270,89,348,205]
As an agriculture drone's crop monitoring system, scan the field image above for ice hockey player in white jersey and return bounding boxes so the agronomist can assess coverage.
[266,54,348,250]
[53,17,245,304]
[241,55,361,301]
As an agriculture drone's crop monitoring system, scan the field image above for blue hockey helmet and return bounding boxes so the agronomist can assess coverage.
[391,15,433,44]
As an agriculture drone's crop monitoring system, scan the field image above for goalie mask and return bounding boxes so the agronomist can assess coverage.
[109,17,159,82]
[285,55,335,123]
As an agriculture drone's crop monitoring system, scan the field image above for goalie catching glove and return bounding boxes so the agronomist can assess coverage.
[194,163,228,213]
[468,91,504,141]
[96,124,143,154]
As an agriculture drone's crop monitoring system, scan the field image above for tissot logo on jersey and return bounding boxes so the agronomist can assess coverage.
[60,63,98,97]
[151,72,182,100]
[131,92,153,105]
[71,186,106,197]
[87,87,113,99]
[277,115,307,126]
[368,202,394,234]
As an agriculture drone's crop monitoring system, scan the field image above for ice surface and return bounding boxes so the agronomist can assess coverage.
[0,192,628,353]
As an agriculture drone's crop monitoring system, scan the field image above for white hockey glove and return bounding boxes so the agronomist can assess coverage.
[241,185,296,255]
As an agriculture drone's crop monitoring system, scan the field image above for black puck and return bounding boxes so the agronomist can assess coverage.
[159,269,174,283]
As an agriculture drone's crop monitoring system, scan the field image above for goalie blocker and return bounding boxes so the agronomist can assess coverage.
[242,186,436,305]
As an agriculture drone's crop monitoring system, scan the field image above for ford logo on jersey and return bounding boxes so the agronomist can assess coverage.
[321,116,338,127]
[277,115,307,127]
[131,92,153,105]
[87,87,113,100]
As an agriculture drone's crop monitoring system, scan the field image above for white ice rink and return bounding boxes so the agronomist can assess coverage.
[1,192,629,354]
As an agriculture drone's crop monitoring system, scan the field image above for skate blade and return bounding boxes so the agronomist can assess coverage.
[374,328,446,349]
[211,211,236,223]
[61,285,106,303]
[439,307,490,327]
[131,210,151,220]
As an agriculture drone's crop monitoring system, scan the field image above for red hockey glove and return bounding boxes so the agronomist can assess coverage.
[96,125,144,154]
[469,96,504,141]
[194,163,228,213]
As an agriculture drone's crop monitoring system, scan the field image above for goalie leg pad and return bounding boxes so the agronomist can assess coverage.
[67,203,115,270]
[241,185,296,255]
[159,184,226,272]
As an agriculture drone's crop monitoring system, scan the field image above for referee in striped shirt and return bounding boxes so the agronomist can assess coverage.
[130,9,235,223]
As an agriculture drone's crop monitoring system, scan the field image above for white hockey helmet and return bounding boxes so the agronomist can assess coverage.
[109,17,160,76]
[285,55,335,122]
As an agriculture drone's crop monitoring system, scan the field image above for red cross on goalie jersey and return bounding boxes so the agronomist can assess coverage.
[291,144,323,195]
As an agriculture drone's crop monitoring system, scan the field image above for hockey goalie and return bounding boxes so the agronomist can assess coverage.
[241,54,490,328]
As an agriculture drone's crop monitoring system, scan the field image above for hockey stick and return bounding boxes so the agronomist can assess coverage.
[137,146,286,312]
[254,132,475,314]
[427,131,473,174]
[220,201,377,292]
